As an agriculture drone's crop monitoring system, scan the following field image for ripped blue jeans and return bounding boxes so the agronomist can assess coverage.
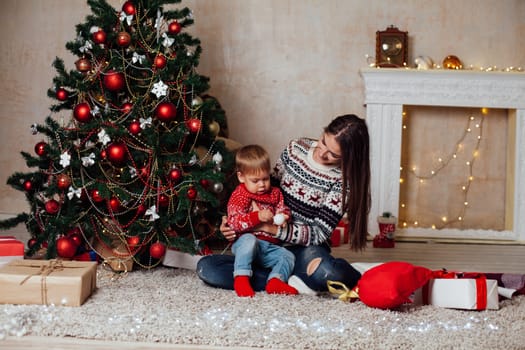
[196,244,361,292]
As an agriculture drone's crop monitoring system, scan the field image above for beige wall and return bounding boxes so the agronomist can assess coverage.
[1,0,524,217]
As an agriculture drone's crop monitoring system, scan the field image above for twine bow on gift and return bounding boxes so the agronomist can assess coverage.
[19,259,65,305]
[327,280,359,302]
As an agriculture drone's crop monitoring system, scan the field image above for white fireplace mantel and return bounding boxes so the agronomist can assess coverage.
[360,68,525,241]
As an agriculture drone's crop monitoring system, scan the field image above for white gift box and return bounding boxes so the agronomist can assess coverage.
[162,249,203,270]
[414,277,499,310]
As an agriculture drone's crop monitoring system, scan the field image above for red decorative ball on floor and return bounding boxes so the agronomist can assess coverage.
[149,242,166,259]
[107,142,127,165]
[68,232,83,247]
[122,1,136,15]
[34,141,47,156]
[168,21,181,35]
[116,31,131,48]
[92,29,107,44]
[56,88,69,101]
[154,54,167,69]
[28,238,38,249]
[186,118,201,133]
[56,174,72,190]
[45,199,60,215]
[103,70,125,92]
[73,103,92,123]
[128,120,141,135]
[56,236,77,258]
[155,101,177,122]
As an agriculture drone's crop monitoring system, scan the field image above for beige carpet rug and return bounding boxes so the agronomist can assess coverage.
[1,266,524,350]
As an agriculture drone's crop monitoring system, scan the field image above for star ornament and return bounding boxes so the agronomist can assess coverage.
[60,152,71,168]
[151,80,168,98]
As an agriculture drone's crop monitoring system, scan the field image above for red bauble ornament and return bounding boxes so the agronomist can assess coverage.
[199,179,210,189]
[23,180,33,192]
[90,189,104,203]
[121,102,133,114]
[168,21,181,35]
[106,142,127,165]
[75,57,91,72]
[103,71,125,92]
[116,31,131,48]
[34,141,47,156]
[45,199,60,215]
[168,168,183,183]
[136,204,146,216]
[187,187,197,200]
[109,197,121,212]
[122,1,136,15]
[100,149,107,159]
[128,120,141,135]
[56,236,77,258]
[155,102,177,122]
[56,174,72,190]
[127,235,140,247]
[28,238,38,249]
[92,29,107,44]
[73,103,92,123]
[68,232,83,247]
[186,118,201,133]
[158,194,169,207]
[154,54,167,69]
[56,88,68,101]
[149,242,166,259]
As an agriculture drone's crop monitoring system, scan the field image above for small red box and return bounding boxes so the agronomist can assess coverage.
[330,220,349,247]
[0,236,25,267]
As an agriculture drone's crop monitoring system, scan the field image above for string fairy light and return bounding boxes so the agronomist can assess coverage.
[399,107,487,229]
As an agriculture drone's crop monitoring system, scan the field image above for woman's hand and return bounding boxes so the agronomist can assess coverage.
[257,222,279,236]
[219,216,237,241]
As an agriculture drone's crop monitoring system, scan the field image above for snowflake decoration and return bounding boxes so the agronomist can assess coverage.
[151,80,168,98]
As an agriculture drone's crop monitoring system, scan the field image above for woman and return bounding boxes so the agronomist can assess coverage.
[197,114,371,294]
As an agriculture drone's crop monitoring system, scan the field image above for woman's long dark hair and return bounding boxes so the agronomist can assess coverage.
[325,114,371,251]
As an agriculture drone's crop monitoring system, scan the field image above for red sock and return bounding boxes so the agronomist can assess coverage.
[265,277,298,295]
[234,276,255,297]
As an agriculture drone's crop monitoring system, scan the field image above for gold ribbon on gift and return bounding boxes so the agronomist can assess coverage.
[19,259,65,305]
[327,280,359,302]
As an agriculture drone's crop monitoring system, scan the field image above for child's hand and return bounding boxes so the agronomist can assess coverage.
[258,209,274,223]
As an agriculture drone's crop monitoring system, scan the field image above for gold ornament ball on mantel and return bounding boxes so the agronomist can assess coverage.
[442,55,463,70]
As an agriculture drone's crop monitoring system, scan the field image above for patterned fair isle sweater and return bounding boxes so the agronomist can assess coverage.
[227,183,290,245]
[272,138,343,246]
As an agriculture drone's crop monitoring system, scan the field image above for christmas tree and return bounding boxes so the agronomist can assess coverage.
[0,0,233,268]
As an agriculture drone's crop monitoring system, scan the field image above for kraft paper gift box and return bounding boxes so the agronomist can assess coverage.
[0,236,25,267]
[94,240,134,272]
[0,259,97,306]
[414,274,499,310]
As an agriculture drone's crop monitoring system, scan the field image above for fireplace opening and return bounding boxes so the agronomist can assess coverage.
[398,106,512,233]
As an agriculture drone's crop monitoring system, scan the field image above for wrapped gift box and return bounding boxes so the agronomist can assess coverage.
[0,259,97,306]
[414,275,499,310]
[330,220,349,247]
[162,249,203,270]
[0,236,25,267]
[94,240,134,272]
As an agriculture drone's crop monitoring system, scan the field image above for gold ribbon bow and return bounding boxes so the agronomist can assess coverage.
[327,280,359,302]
